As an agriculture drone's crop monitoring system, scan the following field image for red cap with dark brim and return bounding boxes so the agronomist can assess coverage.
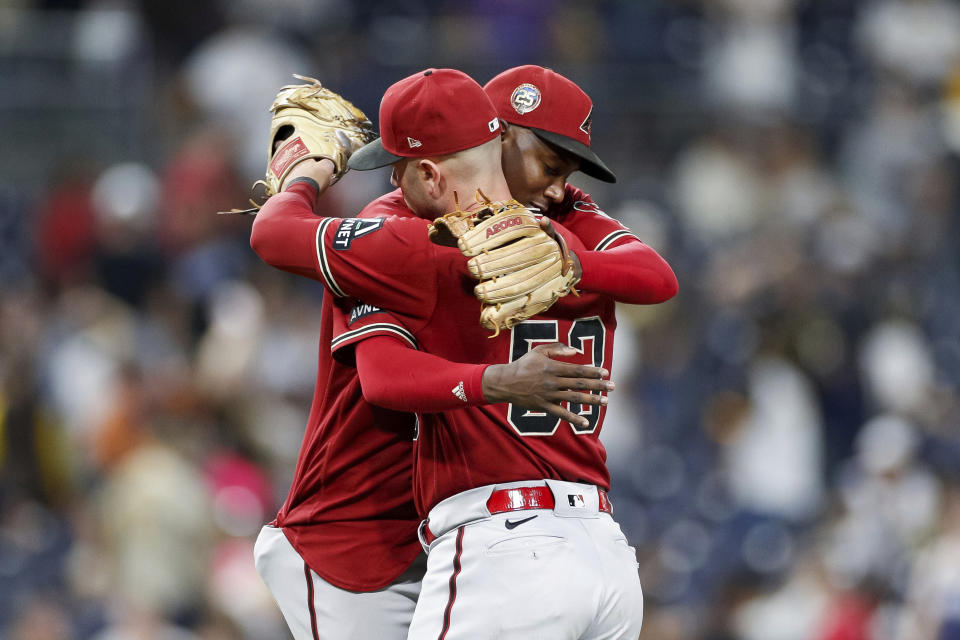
[484,65,616,183]
[349,68,502,171]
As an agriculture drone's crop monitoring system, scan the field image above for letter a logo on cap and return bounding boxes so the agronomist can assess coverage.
[407,137,422,148]
[579,107,593,138]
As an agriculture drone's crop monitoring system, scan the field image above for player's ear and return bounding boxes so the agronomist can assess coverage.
[417,159,444,199]
[499,120,512,142]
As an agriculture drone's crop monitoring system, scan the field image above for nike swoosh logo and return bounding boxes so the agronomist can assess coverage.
[504,515,539,530]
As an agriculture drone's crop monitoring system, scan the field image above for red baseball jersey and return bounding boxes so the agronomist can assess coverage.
[322,186,639,516]
[547,184,639,251]
[271,295,422,591]
[270,268,421,591]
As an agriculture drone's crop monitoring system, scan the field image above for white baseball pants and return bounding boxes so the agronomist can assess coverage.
[408,480,643,640]
[254,525,425,640]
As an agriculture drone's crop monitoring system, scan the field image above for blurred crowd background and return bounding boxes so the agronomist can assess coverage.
[1,0,959,638]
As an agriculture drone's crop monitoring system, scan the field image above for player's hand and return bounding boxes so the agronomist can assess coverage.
[281,158,337,192]
[538,218,582,281]
[482,343,613,427]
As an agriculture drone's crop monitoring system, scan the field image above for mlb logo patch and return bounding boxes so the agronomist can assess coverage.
[568,494,585,508]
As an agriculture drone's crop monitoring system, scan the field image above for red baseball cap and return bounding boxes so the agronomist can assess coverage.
[484,65,616,183]
[349,68,502,170]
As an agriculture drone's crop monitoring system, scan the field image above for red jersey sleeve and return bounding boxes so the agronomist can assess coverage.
[330,298,417,364]
[546,185,678,304]
[251,181,449,329]
[249,180,330,281]
[331,298,488,410]
[354,335,488,412]
[576,243,678,303]
[547,185,639,251]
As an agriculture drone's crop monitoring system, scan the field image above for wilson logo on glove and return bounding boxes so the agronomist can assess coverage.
[486,216,524,238]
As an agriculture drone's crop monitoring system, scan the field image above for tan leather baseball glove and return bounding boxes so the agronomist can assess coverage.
[430,192,580,336]
[222,75,376,214]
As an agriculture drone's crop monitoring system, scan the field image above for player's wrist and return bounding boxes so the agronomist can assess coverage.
[282,159,336,192]
[569,249,583,284]
[480,364,508,404]
[284,176,321,193]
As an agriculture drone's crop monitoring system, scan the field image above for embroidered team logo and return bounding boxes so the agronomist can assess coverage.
[333,218,385,251]
[568,494,586,508]
[510,84,541,115]
[407,137,422,148]
[451,381,467,403]
[579,107,593,138]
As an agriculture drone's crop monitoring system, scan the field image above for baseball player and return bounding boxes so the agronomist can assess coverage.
[485,65,662,271]
[251,68,677,638]
[250,77,616,640]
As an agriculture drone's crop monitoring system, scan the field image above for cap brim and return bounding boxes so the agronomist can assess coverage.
[347,137,404,171]
[528,127,617,183]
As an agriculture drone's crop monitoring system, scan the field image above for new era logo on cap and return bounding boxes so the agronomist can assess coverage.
[349,68,501,171]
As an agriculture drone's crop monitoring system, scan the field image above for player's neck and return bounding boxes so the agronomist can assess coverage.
[449,173,512,211]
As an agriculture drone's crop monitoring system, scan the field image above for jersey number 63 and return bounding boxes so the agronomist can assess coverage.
[507,317,607,436]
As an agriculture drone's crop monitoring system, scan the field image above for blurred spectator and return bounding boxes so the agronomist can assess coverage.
[90,162,165,309]
[95,417,214,621]
[704,0,798,114]
[8,597,74,640]
[33,163,100,288]
[858,319,936,417]
[723,357,825,523]
[181,28,311,177]
[857,0,960,87]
